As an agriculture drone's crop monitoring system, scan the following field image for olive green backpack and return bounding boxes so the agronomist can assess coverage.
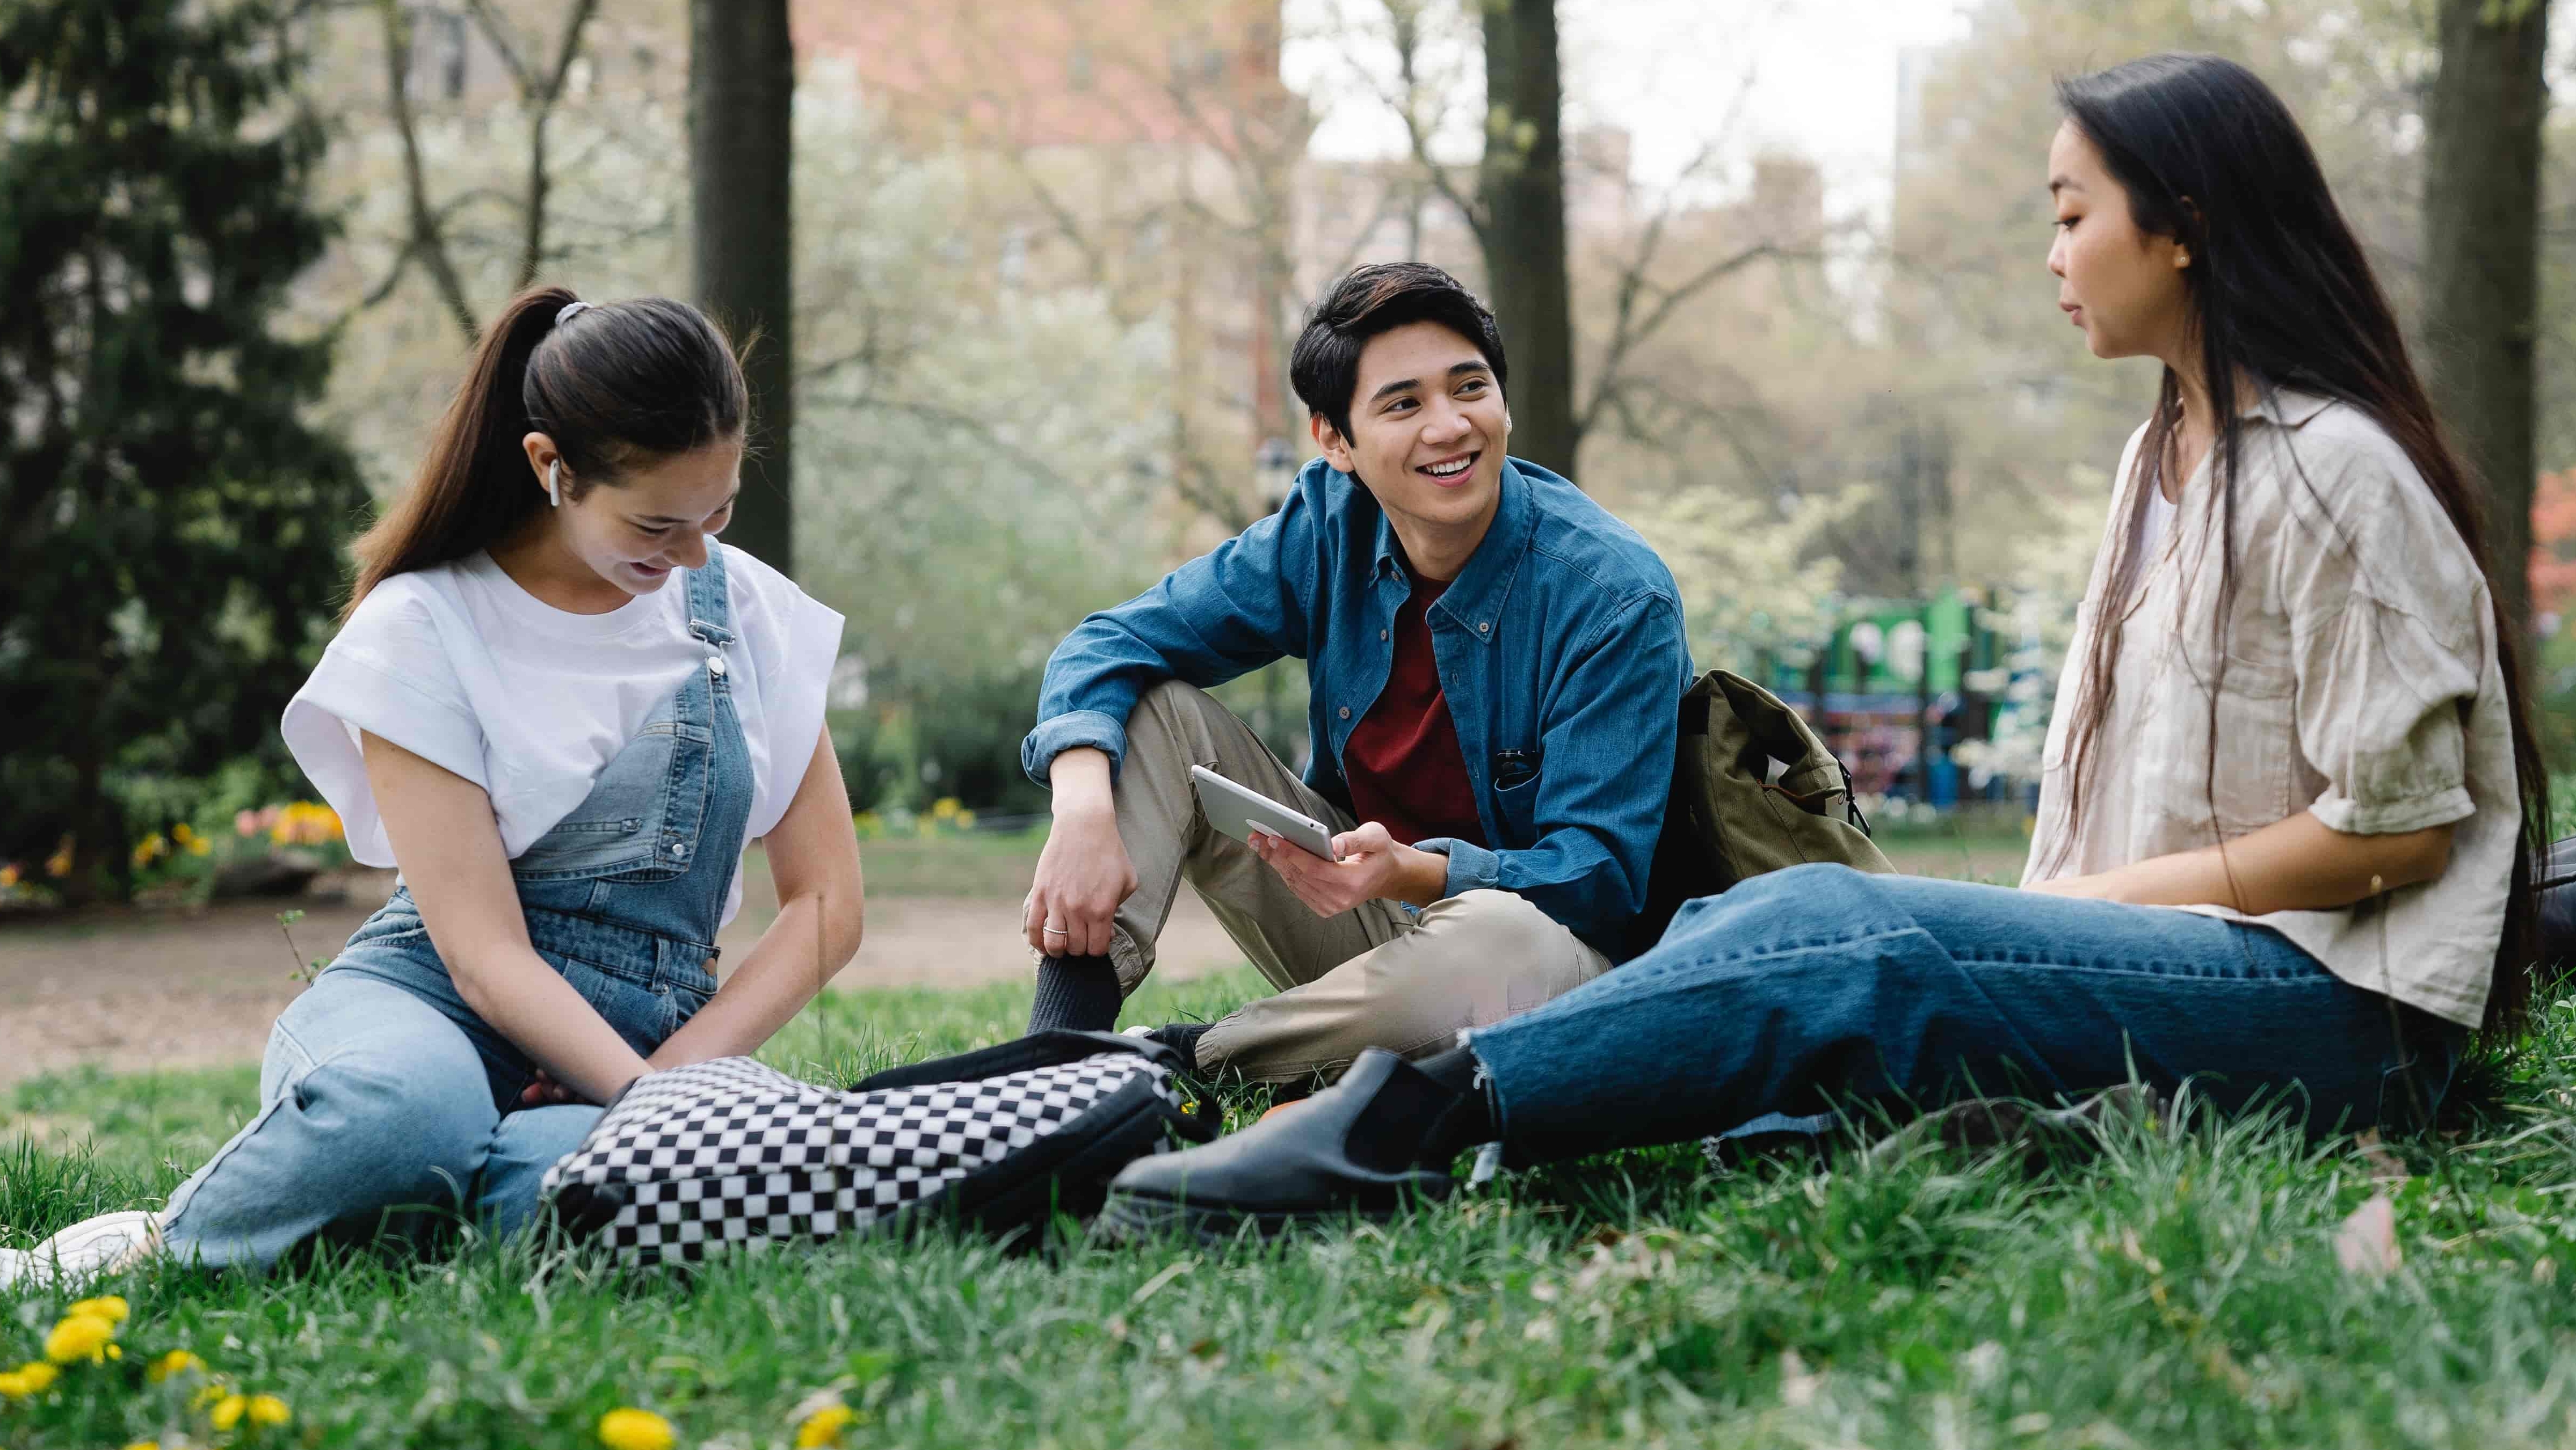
[1636,670,1893,950]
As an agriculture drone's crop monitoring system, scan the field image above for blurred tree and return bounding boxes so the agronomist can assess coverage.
[2424,0,2550,652]
[1476,0,1574,474]
[371,0,601,341]
[0,0,369,903]
[690,0,795,574]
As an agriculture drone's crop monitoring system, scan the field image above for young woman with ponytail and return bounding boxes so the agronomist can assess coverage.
[1100,54,2557,1238]
[5,288,861,1280]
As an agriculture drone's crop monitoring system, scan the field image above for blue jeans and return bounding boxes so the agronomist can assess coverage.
[155,550,750,1271]
[1467,864,2470,1166]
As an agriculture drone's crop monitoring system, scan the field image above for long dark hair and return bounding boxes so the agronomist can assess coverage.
[346,286,748,616]
[2051,54,2550,1031]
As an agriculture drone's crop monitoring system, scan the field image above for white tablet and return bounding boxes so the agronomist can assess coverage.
[1188,765,1342,862]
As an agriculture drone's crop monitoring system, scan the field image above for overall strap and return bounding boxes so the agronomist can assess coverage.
[684,544,737,647]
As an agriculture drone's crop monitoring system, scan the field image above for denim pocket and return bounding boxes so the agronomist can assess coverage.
[1491,772,1544,845]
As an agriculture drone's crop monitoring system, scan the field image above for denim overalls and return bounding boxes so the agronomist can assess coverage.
[156,552,752,1270]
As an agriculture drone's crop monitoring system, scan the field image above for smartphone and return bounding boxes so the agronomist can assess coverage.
[1188,765,1343,862]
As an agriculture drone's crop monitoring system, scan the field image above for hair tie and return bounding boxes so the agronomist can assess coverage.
[554,300,592,327]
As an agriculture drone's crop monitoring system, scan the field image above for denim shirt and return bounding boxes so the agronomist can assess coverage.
[1022,456,1692,958]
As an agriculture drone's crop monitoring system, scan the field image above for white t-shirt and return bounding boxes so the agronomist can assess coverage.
[281,543,844,927]
[2139,485,2178,562]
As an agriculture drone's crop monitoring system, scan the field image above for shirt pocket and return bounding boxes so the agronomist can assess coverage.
[512,719,713,883]
[2147,628,2298,834]
[1490,770,1544,846]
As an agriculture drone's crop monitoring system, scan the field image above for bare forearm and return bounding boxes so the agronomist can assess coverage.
[650,887,864,1067]
[2087,811,2453,914]
[452,951,652,1104]
[1389,844,1449,908]
[1048,746,1115,819]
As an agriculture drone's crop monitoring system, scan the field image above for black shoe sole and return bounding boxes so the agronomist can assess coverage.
[1095,1181,1450,1245]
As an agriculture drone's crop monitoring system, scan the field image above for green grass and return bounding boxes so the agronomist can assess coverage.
[7,968,2576,1448]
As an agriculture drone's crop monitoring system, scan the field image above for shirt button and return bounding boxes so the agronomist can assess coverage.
[1478,622,1491,634]
[1380,629,1390,642]
[1339,706,1351,720]
[708,655,728,677]
[670,841,690,859]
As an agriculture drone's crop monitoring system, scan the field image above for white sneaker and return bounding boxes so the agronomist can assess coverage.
[0,1211,161,1288]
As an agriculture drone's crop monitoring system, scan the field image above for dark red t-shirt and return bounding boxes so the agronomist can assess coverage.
[1343,575,1488,848]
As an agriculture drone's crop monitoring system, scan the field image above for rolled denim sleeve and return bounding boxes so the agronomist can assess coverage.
[1020,496,1317,786]
[1415,594,1690,952]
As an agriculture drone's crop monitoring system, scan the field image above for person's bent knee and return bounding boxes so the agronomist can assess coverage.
[1416,888,1556,954]
[299,1051,492,1198]
[1128,679,1226,739]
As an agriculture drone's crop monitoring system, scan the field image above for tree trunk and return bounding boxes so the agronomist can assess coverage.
[2423,0,2549,650]
[1478,0,1576,477]
[690,0,796,575]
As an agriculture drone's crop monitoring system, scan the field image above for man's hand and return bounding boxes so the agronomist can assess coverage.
[1251,820,1448,917]
[1025,748,1137,957]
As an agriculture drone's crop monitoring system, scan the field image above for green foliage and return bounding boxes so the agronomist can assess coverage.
[13,973,2576,1445]
[0,0,368,905]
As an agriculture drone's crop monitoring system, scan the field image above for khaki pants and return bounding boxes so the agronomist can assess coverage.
[1098,681,1613,1084]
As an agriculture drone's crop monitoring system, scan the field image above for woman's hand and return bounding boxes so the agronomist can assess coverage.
[362,731,652,1105]
[1025,748,1136,957]
[518,1068,584,1107]
[1251,820,1448,917]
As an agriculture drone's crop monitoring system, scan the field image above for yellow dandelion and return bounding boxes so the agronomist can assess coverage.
[148,1348,206,1383]
[247,1393,291,1426]
[0,1360,60,1398]
[0,863,19,887]
[930,796,961,821]
[597,1407,677,1450]
[953,809,977,832]
[132,833,168,868]
[192,1380,231,1410]
[107,1342,122,1359]
[794,1402,860,1447]
[43,1311,117,1364]
[45,836,72,877]
[210,1391,251,1430]
[123,1441,161,1450]
[67,1294,129,1323]
[172,821,197,846]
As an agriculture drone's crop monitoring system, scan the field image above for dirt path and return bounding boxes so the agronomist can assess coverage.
[0,867,1244,1086]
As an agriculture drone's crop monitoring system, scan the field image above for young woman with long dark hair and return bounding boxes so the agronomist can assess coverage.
[4,288,861,1280]
[1100,54,2555,1236]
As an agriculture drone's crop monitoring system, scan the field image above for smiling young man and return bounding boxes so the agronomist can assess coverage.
[1015,263,1692,1084]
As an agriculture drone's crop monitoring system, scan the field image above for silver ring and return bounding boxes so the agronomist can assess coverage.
[1041,925,1070,937]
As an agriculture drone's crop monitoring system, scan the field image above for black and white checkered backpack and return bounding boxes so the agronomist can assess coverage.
[540,1031,1214,1264]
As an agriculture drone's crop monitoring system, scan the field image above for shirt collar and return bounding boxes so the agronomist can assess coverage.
[1369,458,1536,644]
[2241,385,2334,428]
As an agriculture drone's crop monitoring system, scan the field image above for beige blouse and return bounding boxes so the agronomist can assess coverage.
[2024,389,2519,1029]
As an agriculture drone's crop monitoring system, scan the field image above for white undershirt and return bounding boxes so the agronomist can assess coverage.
[2139,485,2179,563]
[280,543,843,927]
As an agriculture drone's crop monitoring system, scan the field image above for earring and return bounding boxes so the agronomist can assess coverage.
[545,459,563,508]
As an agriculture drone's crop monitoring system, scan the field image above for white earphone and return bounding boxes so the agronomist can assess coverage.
[545,458,563,508]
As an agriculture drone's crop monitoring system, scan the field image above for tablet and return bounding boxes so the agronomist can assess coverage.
[1189,765,1342,862]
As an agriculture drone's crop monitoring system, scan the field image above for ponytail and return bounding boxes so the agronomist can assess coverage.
[345,285,748,618]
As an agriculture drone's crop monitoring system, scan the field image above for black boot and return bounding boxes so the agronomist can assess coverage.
[1028,954,1122,1034]
[1098,1048,1486,1242]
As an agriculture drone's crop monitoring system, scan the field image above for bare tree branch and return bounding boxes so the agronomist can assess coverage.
[377,0,478,341]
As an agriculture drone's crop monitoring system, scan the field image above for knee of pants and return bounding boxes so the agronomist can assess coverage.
[1369,891,1580,1026]
[1126,679,1228,751]
[1664,862,1887,947]
[294,1043,497,1200]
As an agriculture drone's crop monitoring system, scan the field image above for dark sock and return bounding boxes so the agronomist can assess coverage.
[1028,954,1121,1034]
[1147,1022,1211,1070]
[1410,1045,1498,1168]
